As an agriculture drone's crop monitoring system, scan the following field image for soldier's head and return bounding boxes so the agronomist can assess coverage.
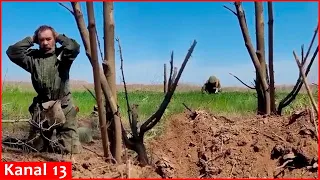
[34,25,57,54]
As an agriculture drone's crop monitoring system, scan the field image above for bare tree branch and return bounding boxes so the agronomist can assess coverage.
[301,44,305,64]
[83,85,96,99]
[139,40,197,136]
[293,51,318,115]
[96,28,104,62]
[58,2,74,15]
[168,51,174,89]
[303,25,318,63]
[277,22,318,115]
[115,37,138,138]
[223,5,237,16]
[229,73,255,89]
[171,67,178,88]
[163,63,167,93]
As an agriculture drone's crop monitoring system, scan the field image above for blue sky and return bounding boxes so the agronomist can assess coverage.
[1,2,319,86]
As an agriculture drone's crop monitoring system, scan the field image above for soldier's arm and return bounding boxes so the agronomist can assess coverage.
[217,80,222,92]
[201,85,206,94]
[6,37,35,73]
[56,34,80,61]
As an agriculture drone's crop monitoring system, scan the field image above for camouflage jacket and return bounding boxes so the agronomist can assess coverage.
[6,34,80,107]
[201,76,221,93]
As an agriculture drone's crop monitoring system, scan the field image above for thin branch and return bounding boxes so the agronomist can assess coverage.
[95,28,104,62]
[223,5,237,16]
[168,51,174,90]
[301,44,305,64]
[172,67,178,84]
[303,24,318,63]
[83,85,96,100]
[293,51,318,115]
[229,73,255,89]
[115,37,135,135]
[2,119,30,123]
[163,64,167,93]
[58,2,74,15]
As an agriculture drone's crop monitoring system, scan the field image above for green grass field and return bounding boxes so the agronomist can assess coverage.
[2,85,316,122]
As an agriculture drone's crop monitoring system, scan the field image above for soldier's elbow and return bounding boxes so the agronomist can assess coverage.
[6,46,17,60]
[71,43,80,58]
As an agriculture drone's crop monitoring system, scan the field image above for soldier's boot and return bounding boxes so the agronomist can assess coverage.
[56,106,82,154]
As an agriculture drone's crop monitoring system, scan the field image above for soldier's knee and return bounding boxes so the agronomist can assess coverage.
[57,130,82,154]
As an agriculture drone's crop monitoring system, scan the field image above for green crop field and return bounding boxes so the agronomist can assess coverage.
[2,84,316,122]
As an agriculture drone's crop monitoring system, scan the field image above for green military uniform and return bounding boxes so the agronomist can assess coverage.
[201,75,221,94]
[6,34,82,154]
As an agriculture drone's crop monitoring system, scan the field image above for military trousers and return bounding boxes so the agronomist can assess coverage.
[27,97,82,154]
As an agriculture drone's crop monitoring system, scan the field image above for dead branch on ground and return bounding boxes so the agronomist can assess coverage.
[182,103,198,120]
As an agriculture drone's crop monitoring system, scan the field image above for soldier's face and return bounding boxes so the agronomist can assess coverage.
[38,29,56,54]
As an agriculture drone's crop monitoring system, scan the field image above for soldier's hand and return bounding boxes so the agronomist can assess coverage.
[31,35,38,44]
[53,30,59,40]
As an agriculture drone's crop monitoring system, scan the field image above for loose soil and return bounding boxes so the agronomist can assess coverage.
[2,109,318,178]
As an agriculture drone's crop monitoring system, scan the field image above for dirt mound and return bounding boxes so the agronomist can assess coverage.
[148,110,318,178]
[2,109,318,178]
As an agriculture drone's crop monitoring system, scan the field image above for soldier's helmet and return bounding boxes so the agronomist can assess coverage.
[208,76,218,84]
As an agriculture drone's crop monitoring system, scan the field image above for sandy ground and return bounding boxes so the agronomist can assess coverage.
[2,108,318,178]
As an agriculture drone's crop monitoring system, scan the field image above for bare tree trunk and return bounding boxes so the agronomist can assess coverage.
[255,2,270,115]
[86,2,110,157]
[164,63,167,93]
[268,2,276,114]
[103,1,122,163]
